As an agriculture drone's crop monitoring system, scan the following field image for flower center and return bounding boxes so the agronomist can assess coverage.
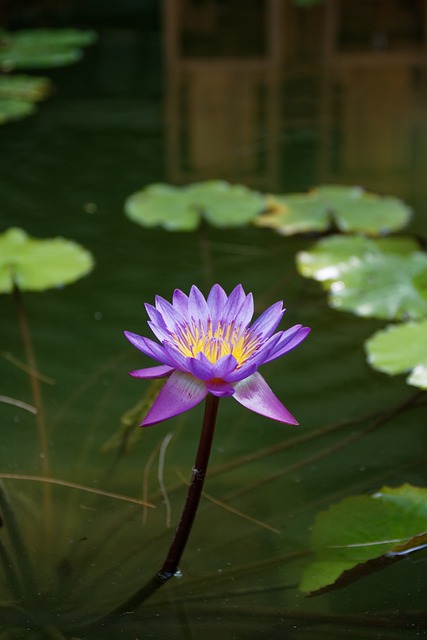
[172,319,259,365]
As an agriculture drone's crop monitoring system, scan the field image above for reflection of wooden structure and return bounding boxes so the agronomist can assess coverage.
[163,0,283,189]
[319,0,427,194]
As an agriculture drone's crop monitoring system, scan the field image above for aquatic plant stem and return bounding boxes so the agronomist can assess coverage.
[13,284,52,538]
[100,394,220,620]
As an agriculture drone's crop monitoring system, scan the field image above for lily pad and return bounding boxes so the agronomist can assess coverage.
[296,235,418,282]
[296,235,427,320]
[0,29,97,71]
[256,185,411,236]
[0,98,36,124]
[124,181,267,231]
[0,75,52,101]
[365,321,427,389]
[300,484,427,596]
[0,227,94,293]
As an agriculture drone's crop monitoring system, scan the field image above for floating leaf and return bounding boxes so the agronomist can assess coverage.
[366,321,427,389]
[296,235,418,282]
[0,29,97,71]
[0,98,36,124]
[124,181,267,231]
[0,227,94,293]
[296,235,427,320]
[256,185,411,236]
[9,29,97,49]
[0,75,52,101]
[300,484,427,596]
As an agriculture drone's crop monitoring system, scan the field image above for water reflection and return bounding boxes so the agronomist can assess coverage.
[164,0,283,188]
[319,0,427,197]
[163,0,427,202]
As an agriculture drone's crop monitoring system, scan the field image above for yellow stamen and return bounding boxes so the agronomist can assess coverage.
[172,320,259,365]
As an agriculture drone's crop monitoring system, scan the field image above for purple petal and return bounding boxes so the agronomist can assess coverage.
[212,353,238,378]
[124,331,175,366]
[223,284,247,324]
[224,361,259,382]
[207,284,227,328]
[172,289,189,316]
[186,352,215,380]
[263,326,311,363]
[129,365,174,379]
[251,301,285,339]
[233,372,298,425]
[154,295,183,330]
[189,285,209,328]
[147,320,171,343]
[206,379,235,397]
[235,293,254,331]
[142,371,207,426]
[145,303,167,329]
[162,341,193,372]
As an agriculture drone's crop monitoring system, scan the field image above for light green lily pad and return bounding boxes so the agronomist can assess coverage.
[125,181,267,231]
[365,321,427,389]
[300,484,427,595]
[0,75,52,101]
[296,235,418,282]
[0,98,36,124]
[296,235,427,320]
[0,29,97,71]
[256,185,411,236]
[0,227,94,293]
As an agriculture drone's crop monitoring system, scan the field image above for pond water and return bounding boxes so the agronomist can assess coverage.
[1,2,427,639]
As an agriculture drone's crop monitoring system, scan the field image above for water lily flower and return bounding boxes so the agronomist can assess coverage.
[125,284,310,427]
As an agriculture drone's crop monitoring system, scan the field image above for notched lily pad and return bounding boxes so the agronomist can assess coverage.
[125,181,267,231]
[256,185,411,236]
[300,484,427,596]
[296,235,427,320]
[366,321,427,389]
[0,29,97,70]
[0,227,94,293]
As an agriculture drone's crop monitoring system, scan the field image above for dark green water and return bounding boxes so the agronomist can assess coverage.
[1,3,427,638]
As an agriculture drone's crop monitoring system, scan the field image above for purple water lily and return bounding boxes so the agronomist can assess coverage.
[125,284,310,427]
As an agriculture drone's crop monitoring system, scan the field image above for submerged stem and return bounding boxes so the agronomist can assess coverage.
[13,284,52,540]
[80,394,220,629]
[13,284,50,475]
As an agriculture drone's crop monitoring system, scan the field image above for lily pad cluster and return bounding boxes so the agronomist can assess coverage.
[125,181,267,231]
[300,484,427,596]
[255,185,411,236]
[293,190,427,390]
[0,28,97,124]
[0,227,94,292]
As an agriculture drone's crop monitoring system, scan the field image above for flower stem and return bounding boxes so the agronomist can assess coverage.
[84,394,220,627]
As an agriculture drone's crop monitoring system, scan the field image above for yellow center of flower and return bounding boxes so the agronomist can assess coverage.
[172,320,259,365]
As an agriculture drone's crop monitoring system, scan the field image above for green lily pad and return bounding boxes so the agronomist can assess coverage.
[296,235,427,320]
[8,29,97,49]
[0,227,94,293]
[0,98,36,124]
[296,235,418,282]
[300,484,427,596]
[0,29,96,71]
[255,185,411,236]
[125,181,267,231]
[0,75,52,101]
[365,321,427,389]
